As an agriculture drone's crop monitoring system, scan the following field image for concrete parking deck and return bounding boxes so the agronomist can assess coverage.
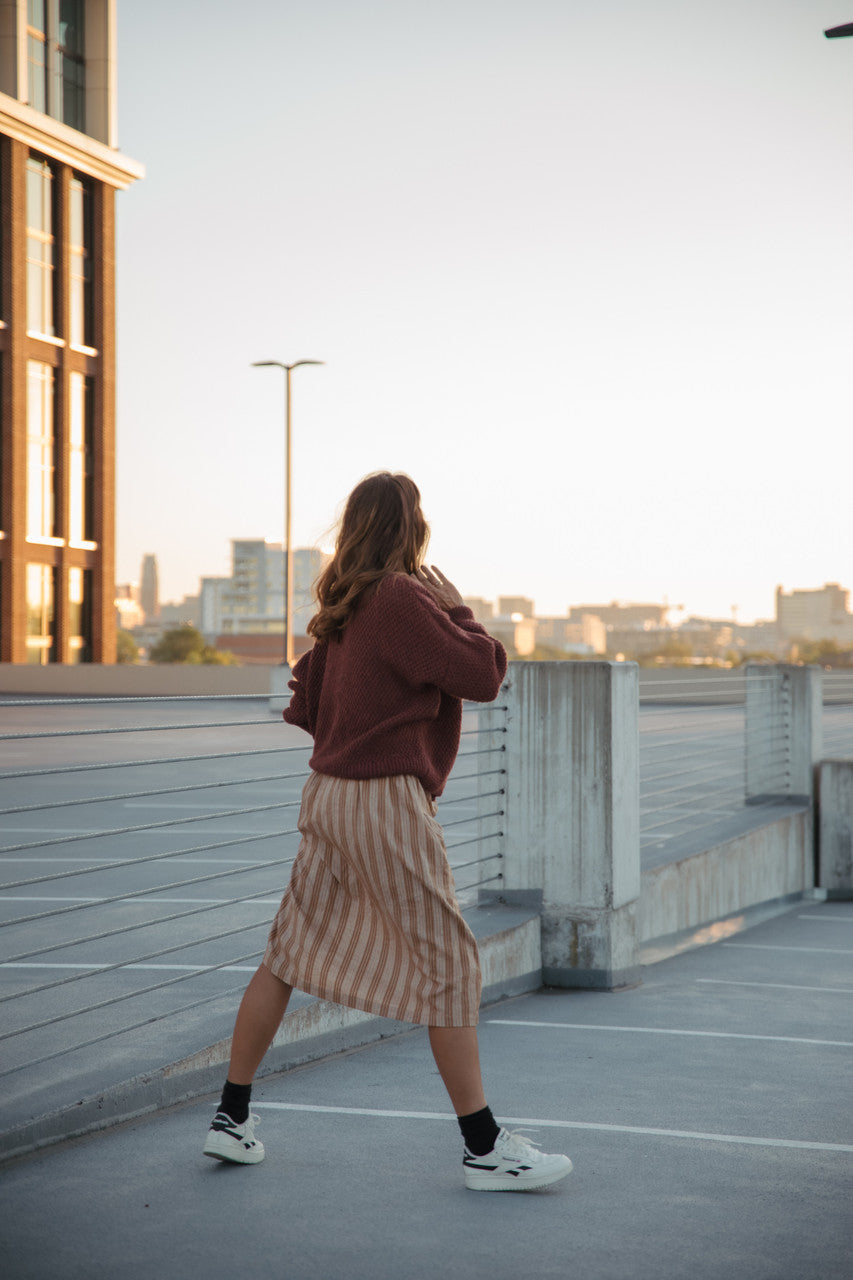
[1,901,851,1280]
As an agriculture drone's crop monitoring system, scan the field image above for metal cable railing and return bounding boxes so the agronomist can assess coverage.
[639,673,784,862]
[0,695,507,1092]
[823,673,853,758]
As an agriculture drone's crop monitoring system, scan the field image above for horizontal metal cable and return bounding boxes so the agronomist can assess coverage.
[0,718,277,742]
[0,813,301,892]
[0,794,302,859]
[640,770,747,804]
[450,851,504,872]
[0,743,311,782]
[438,787,504,811]
[640,798,758,834]
[0,947,264,1081]
[0,906,273,1019]
[0,880,285,1011]
[0,767,311,818]
[456,871,503,889]
[443,768,506,786]
[440,807,504,830]
[0,843,295,937]
[446,830,503,852]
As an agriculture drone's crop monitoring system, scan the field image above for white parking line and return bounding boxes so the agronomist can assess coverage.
[250,1102,853,1154]
[485,1019,853,1048]
[723,943,853,956]
[696,978,853,996]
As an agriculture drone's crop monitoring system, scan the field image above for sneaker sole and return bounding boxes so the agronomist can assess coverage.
[465,1159,573,1192]
[203,1134,265,1165]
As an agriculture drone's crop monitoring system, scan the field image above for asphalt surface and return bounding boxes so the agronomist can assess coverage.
[1,901,851,1280]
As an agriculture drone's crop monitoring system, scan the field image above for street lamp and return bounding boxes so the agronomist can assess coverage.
[251,358,324,667]
[825,22,853,37]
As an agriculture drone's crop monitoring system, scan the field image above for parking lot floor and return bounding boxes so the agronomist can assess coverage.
[1,900,851,1280]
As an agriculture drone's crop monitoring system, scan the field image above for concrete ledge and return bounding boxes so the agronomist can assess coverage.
[638,803,814,957]
[0,905,541,1164]
[0,663,274,697]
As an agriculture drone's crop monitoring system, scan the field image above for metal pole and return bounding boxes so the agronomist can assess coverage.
[284,365,294,668]
[251,358,324,670]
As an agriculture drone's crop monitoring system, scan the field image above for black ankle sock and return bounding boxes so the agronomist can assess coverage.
[219,1079,252,1125]
[457,1105,501,1156]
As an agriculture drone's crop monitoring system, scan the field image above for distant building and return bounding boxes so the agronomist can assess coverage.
[487,613,537,658]
[0,1,143,662]
[195,541,327,661]
[536,615,607,655]
[115,582,143,632]
[775,583,853,644]
[568,602,670,629]
[139,555,159,621]
[498,596,535,619]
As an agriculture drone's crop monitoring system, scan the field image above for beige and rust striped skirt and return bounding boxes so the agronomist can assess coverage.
[262,772,482,1026]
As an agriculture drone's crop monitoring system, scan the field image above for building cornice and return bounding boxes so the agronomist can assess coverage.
[0,94,144,189]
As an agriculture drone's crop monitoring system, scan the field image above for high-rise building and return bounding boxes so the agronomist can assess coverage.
[776,583,853,643]
[0,1,142,663]
[139,554,159,622]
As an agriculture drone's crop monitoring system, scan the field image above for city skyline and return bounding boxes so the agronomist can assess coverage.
[114,2,853,625]
[124,544,849,631]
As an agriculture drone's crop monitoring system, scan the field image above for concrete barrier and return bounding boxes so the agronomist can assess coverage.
[487,661,641,990]
[818,760,853,898]
[0,662,273,697]
[638,803,814,960]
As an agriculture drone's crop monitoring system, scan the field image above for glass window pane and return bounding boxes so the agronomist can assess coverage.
[59,0,83,54]
[26,362,54,539]
[26,162,46,232]
[28,0,45,32]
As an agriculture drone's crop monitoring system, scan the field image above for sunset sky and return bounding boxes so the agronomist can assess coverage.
[115,1,853,623]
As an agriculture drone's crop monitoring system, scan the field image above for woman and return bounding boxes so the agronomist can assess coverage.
[203,472,572,1192]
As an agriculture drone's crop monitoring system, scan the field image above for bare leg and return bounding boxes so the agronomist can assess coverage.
[227,964,293,1085]
[428,1026,487,1116]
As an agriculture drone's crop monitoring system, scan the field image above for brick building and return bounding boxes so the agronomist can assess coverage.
[0,1,142,663]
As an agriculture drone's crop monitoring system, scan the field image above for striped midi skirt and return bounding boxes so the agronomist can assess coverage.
[262,772,482,1026]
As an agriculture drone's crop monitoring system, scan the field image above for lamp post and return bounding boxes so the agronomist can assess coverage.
[251,358,324,668]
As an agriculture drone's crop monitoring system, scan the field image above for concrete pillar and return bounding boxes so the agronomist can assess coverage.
[745,665,822,804]
[818,761,853,898]
[482,661,641,990]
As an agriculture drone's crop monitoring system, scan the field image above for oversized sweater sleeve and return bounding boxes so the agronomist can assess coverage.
[282,647,323,735]
[378,575,507,702]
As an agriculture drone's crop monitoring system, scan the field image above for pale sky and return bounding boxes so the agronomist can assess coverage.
[115,0,853,624]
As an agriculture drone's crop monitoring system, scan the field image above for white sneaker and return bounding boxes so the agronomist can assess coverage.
[203,1111,265,1165]
[463,1127,573,1191]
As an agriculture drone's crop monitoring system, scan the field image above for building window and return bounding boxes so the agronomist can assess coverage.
[69,176,93,347]
[27,1,86,131]
[26,157,55,338]
[27,1,49,114]
[26,361,56,539]
[57,1,86,132]
[26,563,56,664]
[69,371,94,543]
[68,566,92,662]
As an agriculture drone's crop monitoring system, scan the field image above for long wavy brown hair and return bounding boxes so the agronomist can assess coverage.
[307,472,430,643]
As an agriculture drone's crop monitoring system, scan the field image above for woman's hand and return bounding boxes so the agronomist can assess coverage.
[415,565,465,612]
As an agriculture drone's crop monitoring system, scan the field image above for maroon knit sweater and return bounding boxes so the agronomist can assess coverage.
[283,573,507,797]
